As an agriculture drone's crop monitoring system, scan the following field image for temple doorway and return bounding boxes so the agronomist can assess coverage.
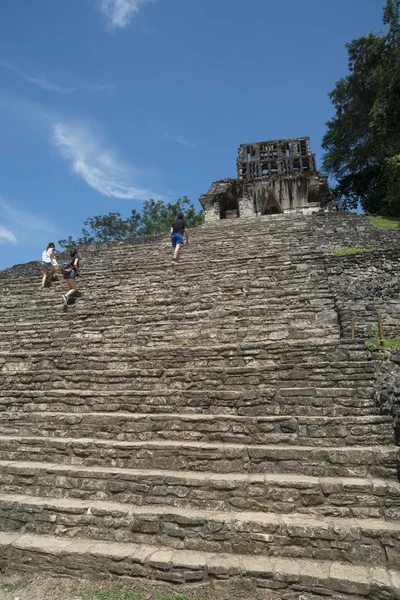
[262,193,282,215]
[220,193,239,219]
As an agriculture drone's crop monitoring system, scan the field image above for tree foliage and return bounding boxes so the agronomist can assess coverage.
[58,197,204,248]
[386,154,400,213]
[322,0,400,215]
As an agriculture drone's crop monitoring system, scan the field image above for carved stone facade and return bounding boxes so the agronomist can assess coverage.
[199,137,331,221]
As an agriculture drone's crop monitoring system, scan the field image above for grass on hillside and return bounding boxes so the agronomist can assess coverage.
[77,591,146,600]
[0,576,250,600]
[367,215,400,229]
[366,325,400,352]
[0,579,26,592]
[332,246,380,255]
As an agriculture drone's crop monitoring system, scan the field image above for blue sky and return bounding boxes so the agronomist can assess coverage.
[0,0,387,269]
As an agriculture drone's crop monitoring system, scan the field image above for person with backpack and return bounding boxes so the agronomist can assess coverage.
[170,212,189,264]
[62,248,80,306]
[40,242,56,289]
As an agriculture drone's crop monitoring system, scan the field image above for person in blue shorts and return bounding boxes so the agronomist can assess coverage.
[170,212,189,264]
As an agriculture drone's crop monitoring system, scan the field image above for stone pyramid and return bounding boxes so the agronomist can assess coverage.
[0,212,399,599]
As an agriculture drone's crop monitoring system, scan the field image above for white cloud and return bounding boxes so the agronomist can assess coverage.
[0,226,17,245]
[0,59,113,94]
[0,196,56,233]
[95,0,153,29]
[164,132,197,149]
[52,121,162,201]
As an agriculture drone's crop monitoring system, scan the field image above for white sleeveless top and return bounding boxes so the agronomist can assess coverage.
[41,249,52,263]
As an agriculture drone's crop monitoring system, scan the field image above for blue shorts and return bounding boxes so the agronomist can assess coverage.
[63,271,76,280]
[41,261,52,269]
[171,233,184,248]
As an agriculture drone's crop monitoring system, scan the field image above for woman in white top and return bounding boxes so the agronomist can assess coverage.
[41,242,55,289]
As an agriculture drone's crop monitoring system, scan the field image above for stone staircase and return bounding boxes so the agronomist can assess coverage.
[0,213,399,599]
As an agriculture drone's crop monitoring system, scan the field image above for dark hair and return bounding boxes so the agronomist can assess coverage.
[177,212,184,219]
[69,248,77,258]
[46,242,55,250]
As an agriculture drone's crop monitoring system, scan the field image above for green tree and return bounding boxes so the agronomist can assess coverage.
[58,197,204,248]
[322,0,400,215]
[386,154,400,214]
[138,197,204,236]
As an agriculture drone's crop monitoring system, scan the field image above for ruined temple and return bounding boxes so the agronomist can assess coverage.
[199,136,331,220]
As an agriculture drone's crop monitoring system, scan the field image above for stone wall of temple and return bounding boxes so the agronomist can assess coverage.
[244,172,329,214]
[199,136,331,221]
[237,137,316,181]
[199,174,330,222]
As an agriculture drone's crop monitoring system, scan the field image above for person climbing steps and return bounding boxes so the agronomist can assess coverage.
[170,211,189,264]
[61,248,80,307]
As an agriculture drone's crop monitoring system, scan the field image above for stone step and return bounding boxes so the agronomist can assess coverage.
[1,295,334,319]
[0,328,340,356]
[0,340,369,369]
[0,281,333,298]
[132,231,314,245]
[1,412,394,447]
[6,250,328,276]
[0,266,331,287]
[2,214,390,277]
[0,359,376,376]
[0,259,330,290]
[3,272,330,291]
[88,260,328,277]
[0,277,332,303]
[1,267,328,289]
[1,493,399,568]
[99,237,317,253]
[86,229,314,250]
[0,386,378,417]
[0,293,335,316]
[3,245,330,276]
[7,244,328,277]
[0,248,327,274]
[1,300,336,318]
[0,362,376,392]
[0,340,369,370]
[5,242,325,259]
[0,246,325,280]
[1,272,328,292]
[0,322,339,344]
[0,335,342,354]
[0,310,339,331]
[0,337,357,358]
[0,302,336,328]
[0,436,396,478]
[0,531,398,597]
[1,461,399,521]
[1,312,336,333]
[1,249,327,267]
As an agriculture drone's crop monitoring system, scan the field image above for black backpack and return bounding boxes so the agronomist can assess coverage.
[62,258,75,274]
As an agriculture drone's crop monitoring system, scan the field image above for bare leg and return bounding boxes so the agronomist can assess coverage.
[173,243,182,261]
[65,279,77,299]
[41,268,48,289]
